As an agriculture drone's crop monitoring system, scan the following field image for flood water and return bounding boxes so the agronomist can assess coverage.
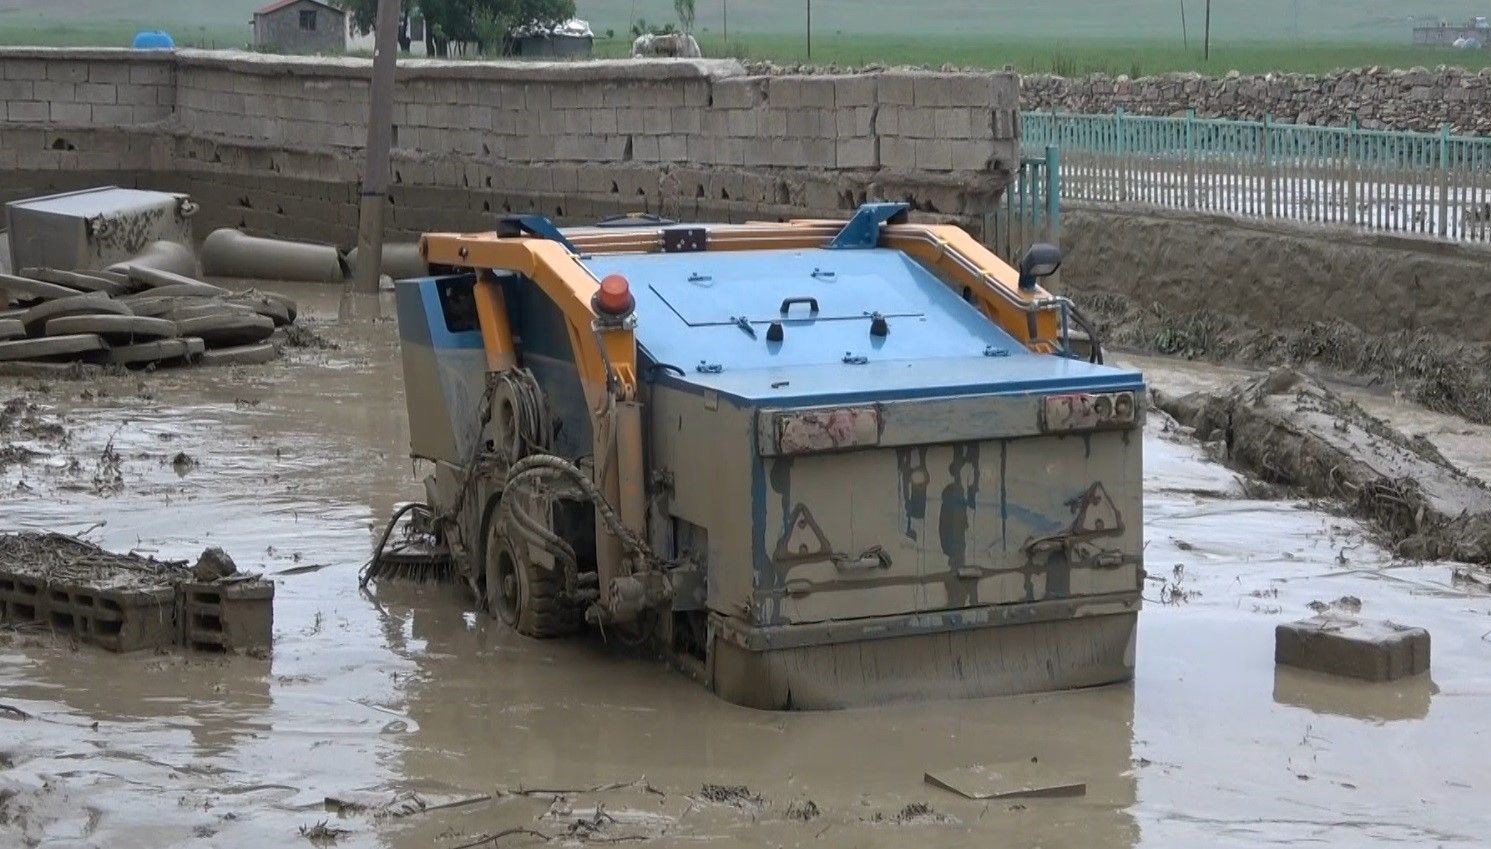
[2,285,1489,848]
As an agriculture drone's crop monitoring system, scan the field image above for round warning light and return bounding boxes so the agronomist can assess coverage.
[595,273,636,317]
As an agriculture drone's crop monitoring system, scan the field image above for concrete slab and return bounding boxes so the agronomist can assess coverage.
[1275,614,1430,682]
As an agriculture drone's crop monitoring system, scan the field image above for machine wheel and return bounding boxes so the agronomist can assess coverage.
[483,520,574,638]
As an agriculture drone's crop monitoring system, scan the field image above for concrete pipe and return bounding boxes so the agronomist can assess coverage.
[346,243,427,283]
[104,240,201,279]
[202,229,347,283]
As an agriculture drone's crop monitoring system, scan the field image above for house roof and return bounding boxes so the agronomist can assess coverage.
[255,0,345,17]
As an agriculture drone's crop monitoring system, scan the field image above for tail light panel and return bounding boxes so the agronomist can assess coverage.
[1041,391,1138,433]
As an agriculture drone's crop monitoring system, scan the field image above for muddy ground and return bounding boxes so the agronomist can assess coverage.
[2,283,1490,848]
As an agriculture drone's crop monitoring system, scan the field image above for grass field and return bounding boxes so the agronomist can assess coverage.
[3,0,1491,77]
[591,33,1491,76]
[0,0,258,49]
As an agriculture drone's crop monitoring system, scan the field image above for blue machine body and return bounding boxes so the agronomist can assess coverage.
[583,246,1143,404]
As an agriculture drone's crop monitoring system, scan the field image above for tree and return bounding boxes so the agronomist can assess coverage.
[674,0,696,33]
[339,0,575,56]
[336,0,414,52]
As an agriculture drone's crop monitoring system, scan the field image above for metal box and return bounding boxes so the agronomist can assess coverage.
[5,186,197,273]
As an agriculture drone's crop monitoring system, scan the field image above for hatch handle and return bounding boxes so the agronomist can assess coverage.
[779,297,820,317]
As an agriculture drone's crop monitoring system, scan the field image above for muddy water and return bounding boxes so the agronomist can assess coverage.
[2,300,1490,848]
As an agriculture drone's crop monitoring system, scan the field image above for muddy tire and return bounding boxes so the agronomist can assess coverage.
[175,313,275,348]
[0,333,106,362]
[21,293,132,335]
[0,272,80,304]
[484,523,575,638]
[19,268,127,296]
[46,314,178,343]
[122,267,228,296]
[107,339,191,366]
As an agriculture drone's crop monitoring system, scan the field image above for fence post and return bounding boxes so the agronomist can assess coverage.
[1439,123,1451,239]
[1348,117,1359,228]
[1186,108,1196,209]
[1045,144,1061,245]
[1116,107,1127,203]
[1262,113,1274,218]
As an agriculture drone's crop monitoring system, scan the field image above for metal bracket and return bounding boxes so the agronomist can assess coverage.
[663,227,708,253]
[826,202,911,250]
[495,214,579,254]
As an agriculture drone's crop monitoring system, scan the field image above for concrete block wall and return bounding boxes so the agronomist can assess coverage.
[0,49,175,126]
[0,48,1022,245]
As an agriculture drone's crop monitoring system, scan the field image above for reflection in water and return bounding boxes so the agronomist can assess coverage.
[1274,667,1435,722]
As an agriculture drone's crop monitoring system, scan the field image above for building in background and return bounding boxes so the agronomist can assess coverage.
[253,0,347,54]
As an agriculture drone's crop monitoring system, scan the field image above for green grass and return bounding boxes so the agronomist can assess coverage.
[591,32,1491,76]
[0,0,258,49]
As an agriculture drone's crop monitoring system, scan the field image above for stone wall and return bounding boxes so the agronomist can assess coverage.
[1023,67,1491,134]
[0,48,1021,246]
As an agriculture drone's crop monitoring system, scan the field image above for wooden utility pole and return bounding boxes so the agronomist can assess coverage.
[1203,0,1212,61]
[353,0,400,293]
[806,0,812,61]
[1180,0,1189,49]
[723,0,728,43]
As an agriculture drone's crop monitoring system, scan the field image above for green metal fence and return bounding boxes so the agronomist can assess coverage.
[988,145,1061,259]
[1022,110,1491,243]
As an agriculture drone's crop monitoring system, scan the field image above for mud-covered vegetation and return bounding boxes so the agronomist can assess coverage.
[1082,291,1491,425]
[1157,369,1491,564]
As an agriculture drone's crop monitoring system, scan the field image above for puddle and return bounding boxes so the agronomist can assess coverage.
[1,291,1488,847]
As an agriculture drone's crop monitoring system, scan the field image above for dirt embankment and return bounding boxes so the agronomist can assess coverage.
[1157,368,1491,564]
[1081,290,1491,425]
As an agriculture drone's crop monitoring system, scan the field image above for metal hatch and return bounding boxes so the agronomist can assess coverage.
[644,251,926,327]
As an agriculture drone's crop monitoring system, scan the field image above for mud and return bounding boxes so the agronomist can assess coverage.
[1078,289,1491,424]
[1,284,1490,848]
[1156,368,1491,563]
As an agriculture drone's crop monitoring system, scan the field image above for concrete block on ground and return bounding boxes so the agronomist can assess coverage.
[1275,615,1430,682]
[179,580,274,653]
[0,569,46,622]
[47,582,176,652]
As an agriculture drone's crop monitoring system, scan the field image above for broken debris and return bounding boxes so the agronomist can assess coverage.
[925,762,1087,800]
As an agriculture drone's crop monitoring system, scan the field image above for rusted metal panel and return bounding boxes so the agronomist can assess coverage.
[774,407,881,455]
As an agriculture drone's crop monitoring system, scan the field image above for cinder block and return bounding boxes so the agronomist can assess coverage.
[880,135,915,170]
[834,75,878,108]
[837,137,878,169]
[1276,615,1430,682]
[76,82,115,104]
[129,63,173,86]
[0,79,32,100]
[879,72,917,105]
[798,77,837,109]
[915,138,953,171]
[49,101,92,124]
[46,61,89,83]
[88,62,133,85]
[0,570,46,622]
[6,100,48,122]
[950,139,993,171]
[90,104,136,125]
[712,78,763,109]
[179,580,274,653]
[47,583,176,652]
[4,59,50,81]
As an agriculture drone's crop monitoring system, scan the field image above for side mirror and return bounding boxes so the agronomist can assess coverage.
[1018,243,1062,291]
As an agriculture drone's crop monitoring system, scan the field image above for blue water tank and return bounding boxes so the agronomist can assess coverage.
[131,31,175,50]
